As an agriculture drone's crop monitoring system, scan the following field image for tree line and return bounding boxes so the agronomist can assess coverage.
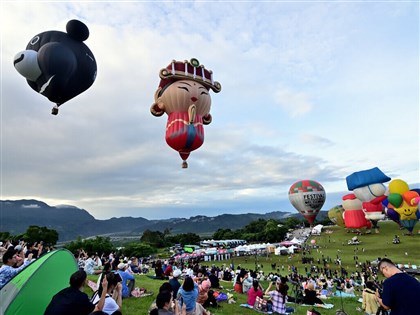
[1,216,332,258]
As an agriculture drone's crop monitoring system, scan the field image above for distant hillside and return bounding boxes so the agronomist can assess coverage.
[0,199,328,241]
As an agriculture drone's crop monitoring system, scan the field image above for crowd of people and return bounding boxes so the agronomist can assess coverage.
[2,236,420,315]
[0,239,49,289]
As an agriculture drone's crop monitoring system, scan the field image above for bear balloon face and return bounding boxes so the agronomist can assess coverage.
[13,20,97,114]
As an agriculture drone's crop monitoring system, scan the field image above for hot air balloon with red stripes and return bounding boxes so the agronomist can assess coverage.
[150,58,221,168]
[288,180,326,226]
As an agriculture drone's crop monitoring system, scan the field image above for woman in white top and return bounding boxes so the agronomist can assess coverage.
[92,272,123,315]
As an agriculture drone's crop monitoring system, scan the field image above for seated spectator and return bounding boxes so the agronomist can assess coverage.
[116,263,135,298]
[148,282,174,314]
[85,253,102,275]
[176,277,198,314]
[197,279,218,308]
[128,257,141,274]
[208,269,220,289]
[97,262,112,289]
[344,281,355,295]
[169,270,182,299]
[44,270,107,315]
[150,291,185,315]
[247,280,263,307]
[154,260,165,280]
[265,278,294,314]
[303,282,324,305]
[234,269,247,293]
[91,273,123,315]
[164,261,174,278]
[222,268,232,281]
[242,273,253,294]
[0,250,33,289]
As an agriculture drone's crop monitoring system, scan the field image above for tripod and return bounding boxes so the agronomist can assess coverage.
[335,287,348,315]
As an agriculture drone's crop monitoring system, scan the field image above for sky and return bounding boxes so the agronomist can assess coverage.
[1,1,419,220]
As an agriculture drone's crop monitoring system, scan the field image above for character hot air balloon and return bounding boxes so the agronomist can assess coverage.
[342,193,371,231]
[150,58,221,168]
[346,167,390,233]
[288,180,326,227]
[328,205,345,227]
[13,20,97,115]
[387,179,420,235]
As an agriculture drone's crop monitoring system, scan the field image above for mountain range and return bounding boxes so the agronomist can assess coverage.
[0,199,328,241]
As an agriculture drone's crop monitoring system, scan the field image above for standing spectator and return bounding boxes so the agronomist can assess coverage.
[44,270,107,315]
[247,280,263,307]
[0,251,33,289]
[362,281,380,315]
[117,263,135,298]
[376,258,420,315]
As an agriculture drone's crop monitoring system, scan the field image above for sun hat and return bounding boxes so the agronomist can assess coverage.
[117,262,127,270]
[173,269,182,278]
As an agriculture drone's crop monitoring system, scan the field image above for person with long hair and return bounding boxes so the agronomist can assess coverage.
[265,278,294,314]
[362,281,380,315]
[247,279,263,306]
[91,272,122,315]
[150,290,187,315]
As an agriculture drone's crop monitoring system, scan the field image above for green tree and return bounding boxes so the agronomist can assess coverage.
[140,229,166,248]
[123,243,155,257]
[166,233,200,246]
[24,225,59,245]
[64,236,114,255]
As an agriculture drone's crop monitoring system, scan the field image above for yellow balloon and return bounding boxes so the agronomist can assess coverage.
[388,179,409,194]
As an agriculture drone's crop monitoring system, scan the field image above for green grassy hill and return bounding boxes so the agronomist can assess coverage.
[88,221,420,315]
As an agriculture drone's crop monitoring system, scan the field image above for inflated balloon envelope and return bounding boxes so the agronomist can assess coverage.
[288,180,326,226]
[346,167,391,191]
[150,58,221,168]
[13,20,97,115]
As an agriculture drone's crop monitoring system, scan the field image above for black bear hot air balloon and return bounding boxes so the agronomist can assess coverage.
[13,20,97,115]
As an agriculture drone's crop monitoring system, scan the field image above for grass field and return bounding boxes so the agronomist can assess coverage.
[87,221,420,315]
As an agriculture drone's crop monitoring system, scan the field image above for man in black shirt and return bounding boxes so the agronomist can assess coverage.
[44,270,107,315]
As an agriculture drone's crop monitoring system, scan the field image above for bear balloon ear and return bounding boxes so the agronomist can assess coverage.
[66,20,89,41]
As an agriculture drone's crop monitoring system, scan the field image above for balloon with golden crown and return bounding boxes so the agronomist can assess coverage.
[150,58,221,168]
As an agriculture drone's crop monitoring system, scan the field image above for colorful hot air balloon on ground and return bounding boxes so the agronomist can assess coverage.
[328,205,345,227]
[346,167,390,233]
[288,180,326,226]
[13,20,97,115]
[342,193,371,230]
[386,179,420,234]
[150,58,221,168]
